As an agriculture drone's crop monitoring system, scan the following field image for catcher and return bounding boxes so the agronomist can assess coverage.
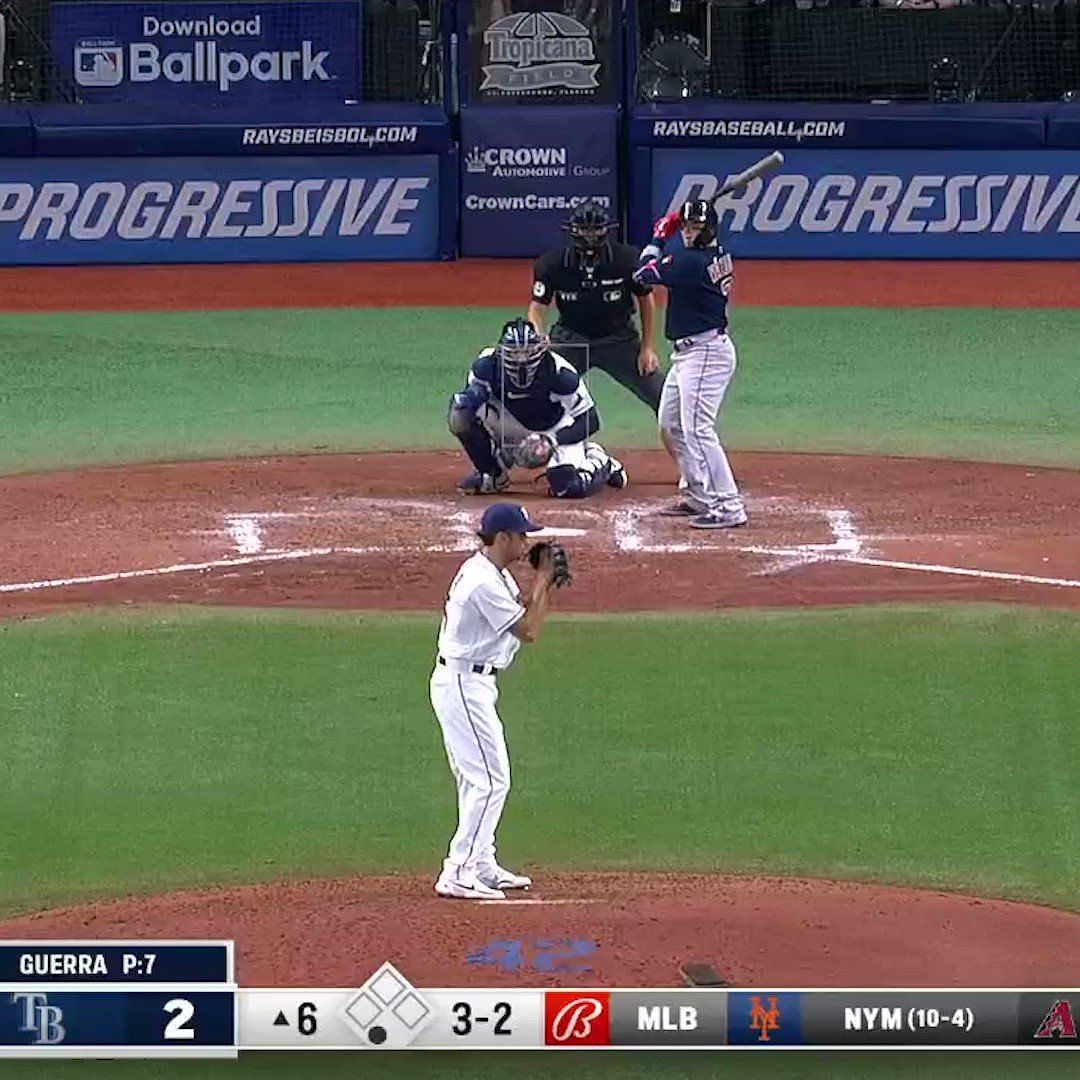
[449,317,628,499]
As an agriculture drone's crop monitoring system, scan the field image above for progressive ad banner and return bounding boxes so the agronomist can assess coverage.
[650,148,1080,258]
[0,155,440,264]
[51,1,361,104]
[460,105,617,256]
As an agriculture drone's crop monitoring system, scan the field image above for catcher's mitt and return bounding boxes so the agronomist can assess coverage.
[513,432,555,470]
[528,541,572,588]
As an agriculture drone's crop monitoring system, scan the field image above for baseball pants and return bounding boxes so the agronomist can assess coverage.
[550,328,665,414]
[659,332,740,514]
[430,664,510,877]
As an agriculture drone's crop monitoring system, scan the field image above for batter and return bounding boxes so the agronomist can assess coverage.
[633,200,747,529]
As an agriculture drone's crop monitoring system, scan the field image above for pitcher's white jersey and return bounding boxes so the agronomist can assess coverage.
[437,551,525,670]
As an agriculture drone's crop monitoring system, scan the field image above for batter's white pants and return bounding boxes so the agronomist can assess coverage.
[659,333,740,514]
[430,665,511,876]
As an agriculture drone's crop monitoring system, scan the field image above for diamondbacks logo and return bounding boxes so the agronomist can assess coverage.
[481,11,599,95]
[1034,999,1077,1039]
[749,995,781,1042]
[544,992,610,1045]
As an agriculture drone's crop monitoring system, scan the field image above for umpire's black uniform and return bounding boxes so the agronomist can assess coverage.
[528,208,664,413]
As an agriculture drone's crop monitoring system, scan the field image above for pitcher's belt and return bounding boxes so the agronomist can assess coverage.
[438,656,500,676]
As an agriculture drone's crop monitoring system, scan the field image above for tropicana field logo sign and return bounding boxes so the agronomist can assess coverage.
[481,11,599,95]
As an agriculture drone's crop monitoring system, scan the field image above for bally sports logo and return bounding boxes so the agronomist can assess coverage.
[544,992,610,1046]
[73,14,332,93]
[481,11,599,95]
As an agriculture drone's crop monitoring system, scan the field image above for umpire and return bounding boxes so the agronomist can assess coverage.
[526,201,664,415]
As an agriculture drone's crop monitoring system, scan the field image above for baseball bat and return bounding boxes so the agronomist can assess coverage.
[713,151,785,204]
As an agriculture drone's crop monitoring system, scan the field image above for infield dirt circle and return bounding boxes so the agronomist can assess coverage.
[2,261,1079,988]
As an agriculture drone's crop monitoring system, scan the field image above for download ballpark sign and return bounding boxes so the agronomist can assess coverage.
[51,0,361,103]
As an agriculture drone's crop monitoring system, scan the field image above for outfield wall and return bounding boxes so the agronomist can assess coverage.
[3,101,1080,263]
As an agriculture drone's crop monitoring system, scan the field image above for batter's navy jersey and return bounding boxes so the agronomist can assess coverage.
[633,244,734,340]
[469,348,594,434]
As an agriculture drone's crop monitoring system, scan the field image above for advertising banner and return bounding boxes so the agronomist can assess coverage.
[0,155,441,265]
[467,0,617,104]
[50,1,361,105]
[650,148,1080,258]
[460,105,617,257]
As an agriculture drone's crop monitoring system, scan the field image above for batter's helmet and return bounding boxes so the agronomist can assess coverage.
[680,200,719,248]
[497,318,548,389]
[565,200,614,255]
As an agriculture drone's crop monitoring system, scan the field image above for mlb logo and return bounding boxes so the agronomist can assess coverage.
[544,992,610,1046]
[74,45,123,87]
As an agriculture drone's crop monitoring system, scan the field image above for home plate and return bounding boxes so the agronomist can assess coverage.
[533,527,588,538]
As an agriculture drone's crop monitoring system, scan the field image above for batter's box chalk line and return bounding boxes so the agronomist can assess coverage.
[4,499,1080,597]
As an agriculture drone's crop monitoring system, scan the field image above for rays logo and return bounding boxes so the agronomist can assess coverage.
[481,11,600,95]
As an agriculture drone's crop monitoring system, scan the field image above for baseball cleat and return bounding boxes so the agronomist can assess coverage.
[435,873,506,900]
[606,458,628,490]
[457,471,509,496]
[688,508,748,529]
[477,865,533,890]
[658,500,700,517]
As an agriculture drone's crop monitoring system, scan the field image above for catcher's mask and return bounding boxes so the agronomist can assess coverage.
[565,199,614,256]
[497,318,548,390]
[680,199,719,248]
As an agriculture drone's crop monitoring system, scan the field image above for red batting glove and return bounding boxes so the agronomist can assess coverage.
[652,211,681,241]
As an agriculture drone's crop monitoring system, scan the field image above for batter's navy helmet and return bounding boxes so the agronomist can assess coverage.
[680,199,719,248]
[565,199,614,255]
[497,318,548,389]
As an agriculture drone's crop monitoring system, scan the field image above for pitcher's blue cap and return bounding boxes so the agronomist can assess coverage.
[480,503,542,535]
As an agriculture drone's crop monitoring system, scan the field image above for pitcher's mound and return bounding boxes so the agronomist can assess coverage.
[4,872,1079,987]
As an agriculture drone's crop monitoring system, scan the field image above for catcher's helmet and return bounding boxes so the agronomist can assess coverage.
[497,317,548,389]
[565,199,614,255]
[680,199,719,248]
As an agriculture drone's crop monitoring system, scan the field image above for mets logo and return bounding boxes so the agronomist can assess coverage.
[749,995,782,1042]
[544,992,610,1045]
[1034,999,1077,1039]
[481,12,599,95]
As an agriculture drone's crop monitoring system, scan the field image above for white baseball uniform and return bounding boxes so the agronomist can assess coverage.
[430,550,524,880]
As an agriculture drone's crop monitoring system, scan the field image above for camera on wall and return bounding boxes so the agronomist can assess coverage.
[930,56,963,103]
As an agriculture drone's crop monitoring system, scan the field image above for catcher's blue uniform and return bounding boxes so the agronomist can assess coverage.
[447,321,626,499]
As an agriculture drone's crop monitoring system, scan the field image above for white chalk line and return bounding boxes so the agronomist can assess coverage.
[475,898,604,907]
[4,500,1079,596]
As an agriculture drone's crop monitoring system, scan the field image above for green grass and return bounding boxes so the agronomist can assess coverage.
[1,306,1079,474]
[4,1050,1080,1080]
[3,604,1079,917]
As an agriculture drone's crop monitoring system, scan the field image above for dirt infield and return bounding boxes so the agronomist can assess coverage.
[2,449,1078,618]
[5,873,1080,988]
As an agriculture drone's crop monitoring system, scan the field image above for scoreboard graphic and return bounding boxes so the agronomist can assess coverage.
[1,941,1077,1056]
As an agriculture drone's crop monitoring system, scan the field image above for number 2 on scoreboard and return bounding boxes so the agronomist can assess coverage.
[163,998,196,1040]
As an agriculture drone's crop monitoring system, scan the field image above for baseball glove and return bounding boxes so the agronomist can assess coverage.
[528,541,572,588]
[513,432,555,470]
